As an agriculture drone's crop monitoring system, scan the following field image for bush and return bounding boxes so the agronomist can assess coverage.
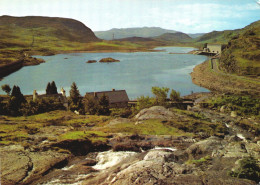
[204,95,260,116]
[110,108,132,118]
[170,89,182,102]
[229,157,260,182]
[136,96,155,111]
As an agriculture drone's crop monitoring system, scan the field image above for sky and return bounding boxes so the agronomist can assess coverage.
[0,0,259,33]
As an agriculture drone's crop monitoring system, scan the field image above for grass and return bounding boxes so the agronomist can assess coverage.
[59,130,109,142]
[186,155,212,166]
[99,119,191,136]
[0,110,111,145]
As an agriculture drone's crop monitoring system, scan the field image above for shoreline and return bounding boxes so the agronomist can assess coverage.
[190,60,260,96]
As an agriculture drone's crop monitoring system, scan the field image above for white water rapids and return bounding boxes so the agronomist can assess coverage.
[42,146,177,184]
[93,150,137,170]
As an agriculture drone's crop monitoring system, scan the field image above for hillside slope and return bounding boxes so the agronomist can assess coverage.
[219,21,260,76]
[154,32,192,42]
[195,21,260,45]
[94,27,177,40]
[0,15,99,45]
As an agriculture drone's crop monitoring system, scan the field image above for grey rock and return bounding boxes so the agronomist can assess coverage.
[135,106,175,120]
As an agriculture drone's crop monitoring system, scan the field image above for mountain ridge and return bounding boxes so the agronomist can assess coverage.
[94,27,178,40]
[0,15,99,44]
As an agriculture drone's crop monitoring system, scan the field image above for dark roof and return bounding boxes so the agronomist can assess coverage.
[85,90,129,103]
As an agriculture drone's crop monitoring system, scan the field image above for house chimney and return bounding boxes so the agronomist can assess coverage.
[61,87,66,97]
[33,90,38,101]
[112,88,115,91]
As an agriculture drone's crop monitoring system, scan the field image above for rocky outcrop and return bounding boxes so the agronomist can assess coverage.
[99,58,120,63]
[135,106,175,120]
[185,136,224,158]
[84,149,202,185]
[86,60,97,63]
[0,145,69,185]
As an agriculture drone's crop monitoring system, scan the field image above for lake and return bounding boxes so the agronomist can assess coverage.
[0,47,209,99]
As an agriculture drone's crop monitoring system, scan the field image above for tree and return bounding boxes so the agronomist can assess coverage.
[84,94,98,115]
[69,82,82,111]
[136,96,155,111]
[46,82,51,95]
[50,81,58,94]
[8,85,26,115]
[170,89,181,102]
[1,84,11,95]
[97,94,110,115]
[151,86,169,105]
[0,97,5,115]
[46,81,58,95]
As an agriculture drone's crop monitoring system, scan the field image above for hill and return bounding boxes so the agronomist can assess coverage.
[195,29,240,44]
[219,20,260,76]
[114,36,156,42]
[94,27,177,40]
[153,32,192,42]
[0,16,157,69]
[0,15,99,44]
[188,33,205,38]
[196,20,260,45]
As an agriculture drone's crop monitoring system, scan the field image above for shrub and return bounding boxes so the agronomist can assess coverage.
[151,86,169,106]
[170,89,181,102]
[110,108,132,118]
[204,95,260,116]
[136,96,155,111]
[229,157,260,182]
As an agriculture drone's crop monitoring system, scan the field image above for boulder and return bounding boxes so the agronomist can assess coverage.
[135,106,175,120]
[185,136,223,158]
[0,145,69,185]
[143,150,175,162]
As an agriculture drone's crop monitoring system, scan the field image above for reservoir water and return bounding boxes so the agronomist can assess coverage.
[0,47,209,99]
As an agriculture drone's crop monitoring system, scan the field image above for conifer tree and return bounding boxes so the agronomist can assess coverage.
[98,94,110,115]
[50,81,58,94]
[84,94,98,115]
[46,82,51,95]
[8,85,26,115]
[69,82,82,111]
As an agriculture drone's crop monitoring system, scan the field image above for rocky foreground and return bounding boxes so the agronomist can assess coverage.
[1,106,259,185]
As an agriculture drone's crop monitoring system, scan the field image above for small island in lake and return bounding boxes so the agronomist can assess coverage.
[86,60,97,63]
[99,57,120,63]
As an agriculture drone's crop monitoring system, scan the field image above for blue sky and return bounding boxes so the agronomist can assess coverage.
[0,0,259,33]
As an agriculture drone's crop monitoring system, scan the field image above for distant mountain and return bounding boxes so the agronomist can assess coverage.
[0,15,99,49]
[115,37,156,42]
[153,32,192,42]
[94,27,177,40]
[188,33,205,38]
